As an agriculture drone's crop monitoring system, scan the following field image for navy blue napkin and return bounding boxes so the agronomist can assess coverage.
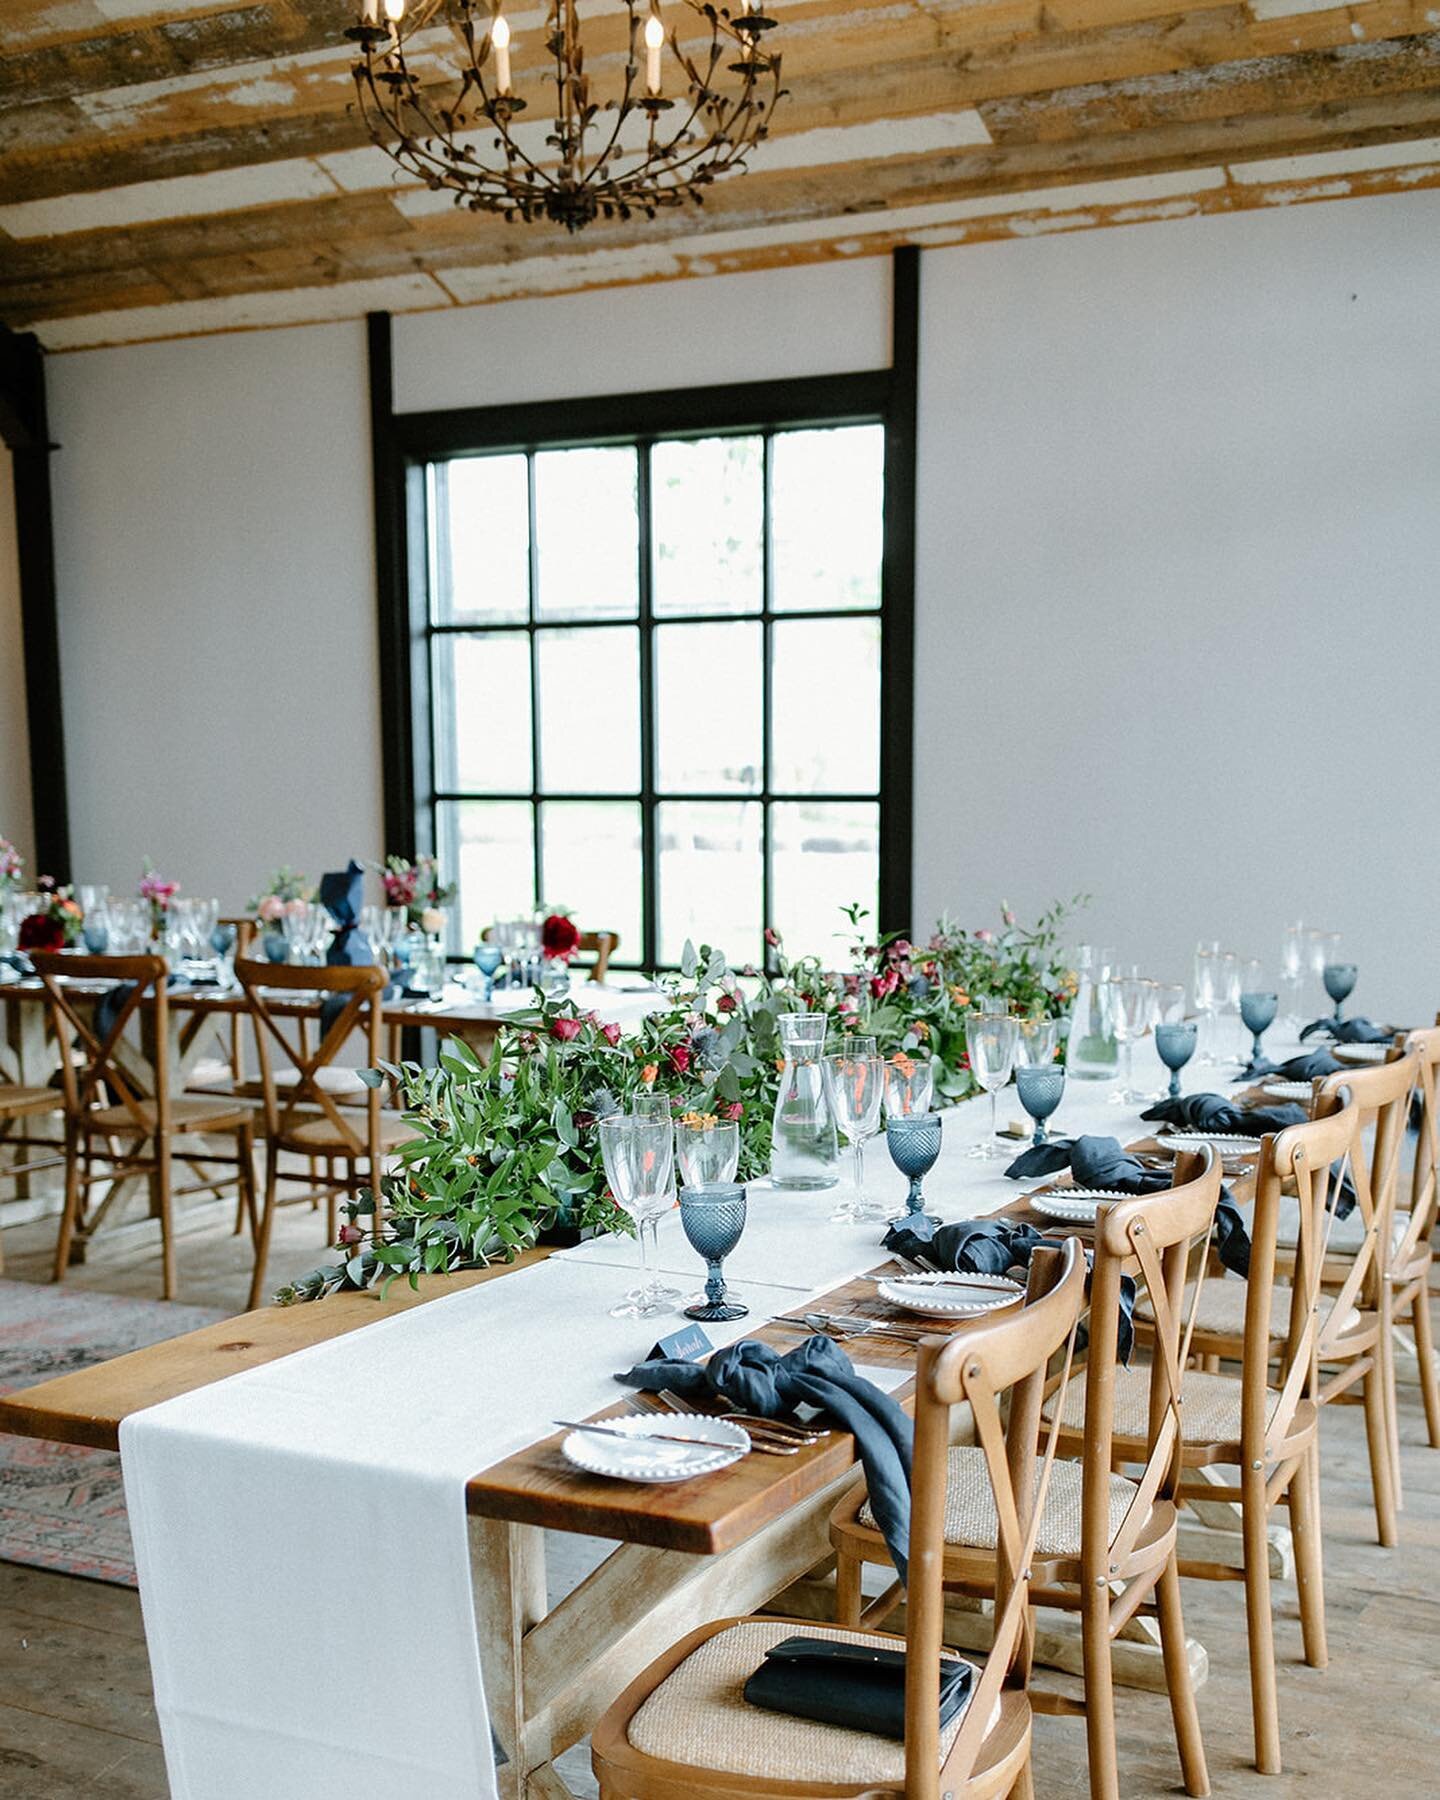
[618,1336,913,1581]
[1235,1047,1341,1083]
[0,951,31,977]
[1299,1015,1395,1045]
[1140,1093,1307,1136]
[1004,1133,1251,1277]
[319,861,373,969]
[882,1214,1139,1363]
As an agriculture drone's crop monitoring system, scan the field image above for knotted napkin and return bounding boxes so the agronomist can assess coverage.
[1299,1015,1396,1045]
[319,861,372,969]
[1234,1047,1341,1083]
[1140,1093,1307,1136]
[881,1214,1138,1363]
[617,1335,913,1580]
[1004,1133,1252,1277]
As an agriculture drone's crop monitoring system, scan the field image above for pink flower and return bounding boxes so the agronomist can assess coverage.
[764,927,781,948]
[258,895,284,923]
[974,928,994,944]
[551,1017,582,1042]
[600,1021,622,1046]
[1002,909,1016,928]
[336,1221,365,1248]
[870,970,899,999]
[716,993,737,1014]
[721,1101,744,1121]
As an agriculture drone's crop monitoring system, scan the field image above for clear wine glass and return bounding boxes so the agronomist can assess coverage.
[1110,973,1157,1104]
[1280,923,1305,1030]
[1016,1015,1060,1067]
[1193,944,1219,1064]
[882,1053,934,1120]
[675,1116,739,1188]
[598,1114,677,1319]
[824,1051,885,1220]
[1217,951,1242,1065]
[965,1012,1019,1160]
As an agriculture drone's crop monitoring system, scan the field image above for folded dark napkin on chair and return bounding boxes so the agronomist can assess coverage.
[1005,1134,1251,1278]
[1139,1093,1308,1136]
[617,1335,913,1581]
[1234,1048,1342,1084]
[882,1212,1138,1363]
[743,1636,972,1740]
[1299,1016,1395,1045]
[0,951,32,977]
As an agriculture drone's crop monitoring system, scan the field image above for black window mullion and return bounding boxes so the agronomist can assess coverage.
[526,451,543,910]
[760,429,774,971]
[637,442,658,972]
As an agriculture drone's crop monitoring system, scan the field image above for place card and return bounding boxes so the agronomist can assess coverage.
[646,1322,714,1363]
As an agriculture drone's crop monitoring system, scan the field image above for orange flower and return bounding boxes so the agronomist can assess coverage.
[912,1021,930,1040]
[949,985,969,1007]
[640,1063,658,1085]
[892,1050,916,1076]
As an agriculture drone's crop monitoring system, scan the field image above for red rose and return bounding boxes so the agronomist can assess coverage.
[336,1222,365,1248]
[18,914,63,952]
[716,993,737,1014]
[600,1020,622,1046]
[542,913,581,960]
[870,970,899,999]
[669,1045,691,1074]
[551,1017,582,1042]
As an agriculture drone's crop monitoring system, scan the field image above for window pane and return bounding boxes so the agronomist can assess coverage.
[540,801,642,953]
[535,625,639,794]
[438,799,535,953]
[431,455,529,625]
[770,617,880,794]
[655,622,762,795]
[652,435,763,617]
[432,633,531,794]
[657,801,763,968]
[534,446,638,620]
[772,425,884,613]
[769,801,879,961]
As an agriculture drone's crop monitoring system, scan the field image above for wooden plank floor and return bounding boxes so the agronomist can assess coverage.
[2,1199,1438,1797]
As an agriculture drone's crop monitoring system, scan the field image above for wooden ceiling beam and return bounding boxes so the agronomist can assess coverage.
[5,82,1438,323]
[2,3,1435,205]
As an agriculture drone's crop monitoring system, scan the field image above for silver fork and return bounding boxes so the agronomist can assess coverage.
[629,1395,801,1455]
[659,1387,828,1443]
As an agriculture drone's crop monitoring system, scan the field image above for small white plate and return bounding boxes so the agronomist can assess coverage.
[1332,1042,1392,1065]
[1027,1188,1134,1223]
[561,1413,749,1484]
[875,1273,1024,1318]
[1260,1080,1314,1102]
[1158,1130,1263,1154]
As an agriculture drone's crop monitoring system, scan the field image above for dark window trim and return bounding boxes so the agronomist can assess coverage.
[368,248,919,963]
[0,323,70,881]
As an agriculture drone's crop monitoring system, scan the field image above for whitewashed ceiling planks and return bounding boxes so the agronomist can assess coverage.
[1,0,1438,347]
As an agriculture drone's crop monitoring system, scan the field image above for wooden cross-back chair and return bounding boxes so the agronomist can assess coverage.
[832,1150,1220,1800]
[1136,1094,1360,1775]
[1163,1053,1416,1549]
[1391,1023,1440,1452]
[235,958,411,1311]
[0,1066,66,1276]
[590,1239,1089,1800]
[31,951,257,1302]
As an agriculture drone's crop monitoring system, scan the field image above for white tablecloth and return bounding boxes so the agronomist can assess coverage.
[121,1029,1287,1799]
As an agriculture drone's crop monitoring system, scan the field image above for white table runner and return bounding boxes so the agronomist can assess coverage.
[122,1031,1290,1798]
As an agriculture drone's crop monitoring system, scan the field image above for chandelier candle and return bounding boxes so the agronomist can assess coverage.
[347,0,786,232]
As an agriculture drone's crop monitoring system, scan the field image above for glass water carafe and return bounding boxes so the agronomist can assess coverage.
[770,1012,840,1190]
[1064,944,1119,1082]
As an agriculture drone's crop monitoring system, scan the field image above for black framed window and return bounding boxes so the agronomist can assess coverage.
[421,415,887,971]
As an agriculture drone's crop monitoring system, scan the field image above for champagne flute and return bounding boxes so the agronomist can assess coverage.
[965,1012,1019,1159]
[1110,973,1157,1104]
[824,1051,885,1220]
[598,1115,676,1319]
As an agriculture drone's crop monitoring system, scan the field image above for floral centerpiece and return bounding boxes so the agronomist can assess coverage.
[0,837,23,896]
[18,877,83,951]
[276,898,1083,1302]
[139,862,179,942]
[380,854,455,933]
[249,866,312,925]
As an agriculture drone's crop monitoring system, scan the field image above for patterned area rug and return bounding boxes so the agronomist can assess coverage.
[0,1279,223,1587]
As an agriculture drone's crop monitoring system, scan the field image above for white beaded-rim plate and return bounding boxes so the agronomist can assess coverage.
[1158,1130,1263,1154]
[875,1273,1025,1318]
[561,1413,749,1484]
[1027,1188,1135,1223]
[1261,1080,1314,1102]
[1332,1042,1392,1065]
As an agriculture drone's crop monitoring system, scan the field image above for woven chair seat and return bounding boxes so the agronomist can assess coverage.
[859,1445,1138,1559]
[1044,1365,1280,1445]
[1135,1277,1359,1340]
[280,1111,412,1154]
[0,1085,61,1118]
[84,1097,249,1135]
[627,1620,977,1785]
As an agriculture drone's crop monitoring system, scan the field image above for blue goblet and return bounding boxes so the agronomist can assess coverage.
[1239,990,1278,1067]
[210,922,237,958]
[1322,963,1357,1024]
[263,930,288,965]
[886,1113,942,1220]
[474,943,504,1001]
[1015,1066,1065,1148]
[679,1183,748,1323]
[82,920,110,955]
[1154,1021,1198,1099]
